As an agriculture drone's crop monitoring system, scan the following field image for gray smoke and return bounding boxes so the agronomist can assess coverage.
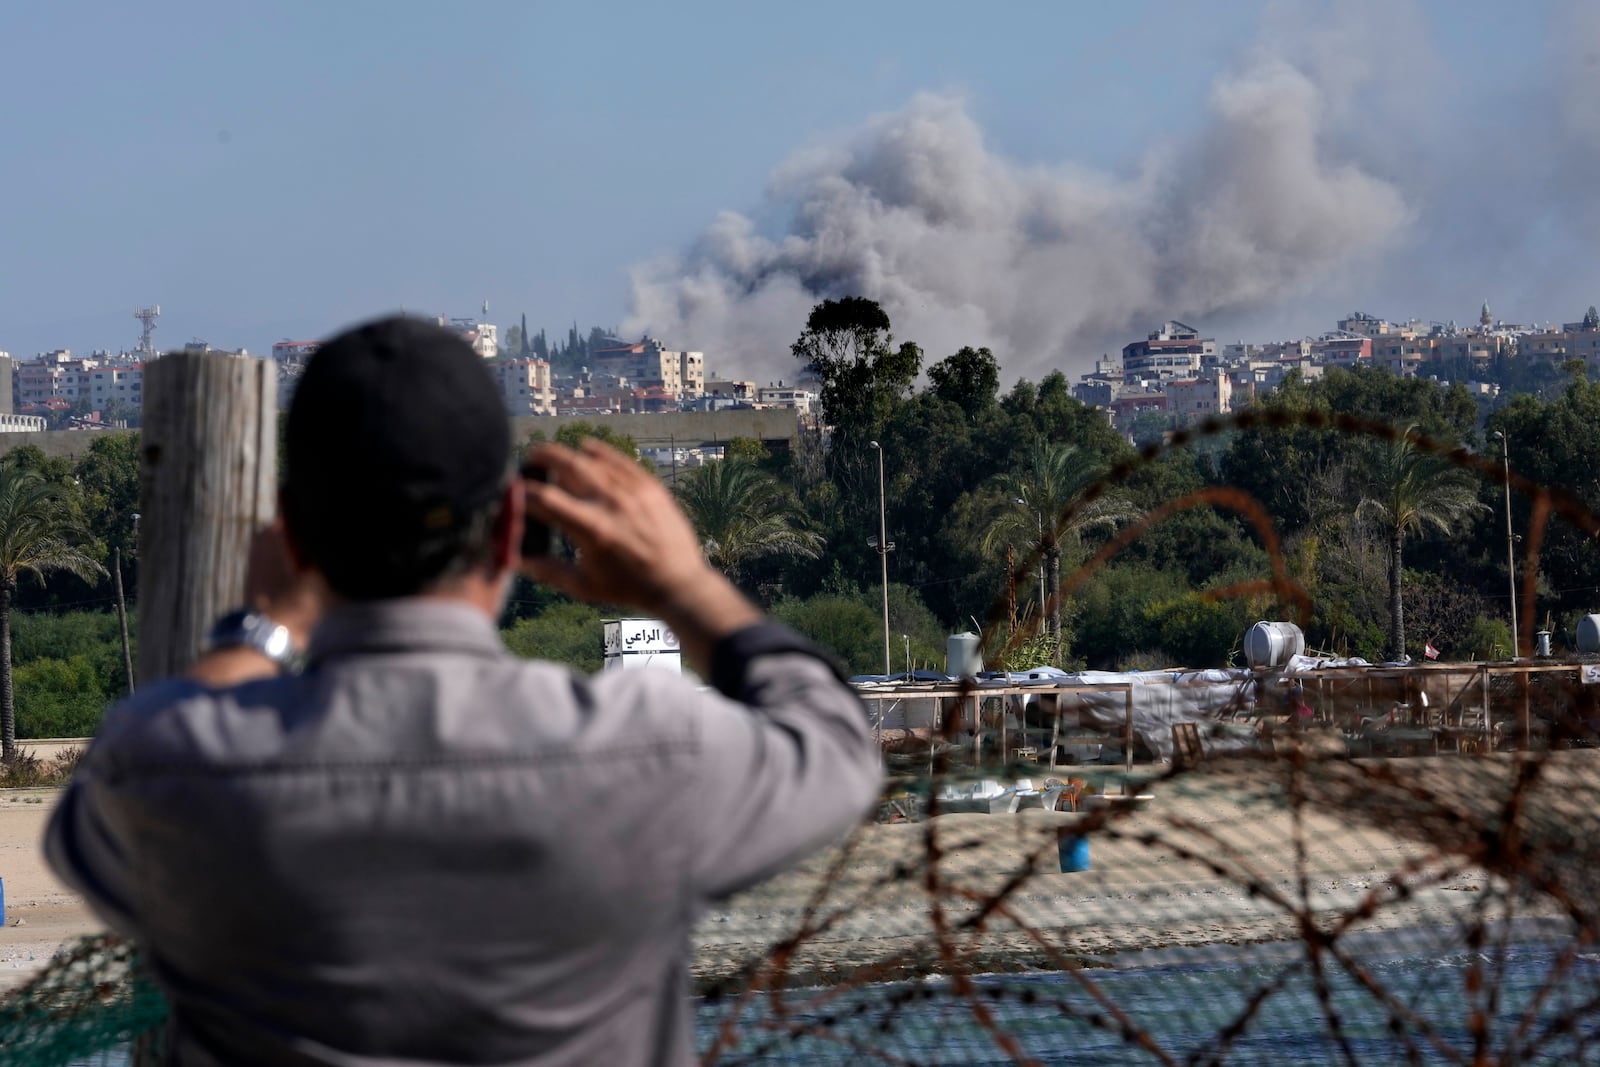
[622,58,1410,381]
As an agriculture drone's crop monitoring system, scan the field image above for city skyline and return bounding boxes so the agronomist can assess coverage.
[2,2,1594,380]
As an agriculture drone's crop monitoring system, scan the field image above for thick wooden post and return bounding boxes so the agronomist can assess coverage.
[137,354,276,683]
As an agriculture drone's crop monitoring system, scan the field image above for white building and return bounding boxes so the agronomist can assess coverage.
[756,383,815,415]
[491,358,557,416]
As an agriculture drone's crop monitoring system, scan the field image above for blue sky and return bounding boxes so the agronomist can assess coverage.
[0,2,1585,379]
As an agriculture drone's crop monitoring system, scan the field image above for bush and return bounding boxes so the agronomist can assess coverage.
[502,602,605,673]
[772,594,882,676]
[13,655,110,738]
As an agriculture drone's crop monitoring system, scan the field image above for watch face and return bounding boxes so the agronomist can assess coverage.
[207,610,298,669]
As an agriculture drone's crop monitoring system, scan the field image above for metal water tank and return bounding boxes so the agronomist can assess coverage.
[1243,621,1306,669]
[946,632,982,678]
[1578,615,1600,654]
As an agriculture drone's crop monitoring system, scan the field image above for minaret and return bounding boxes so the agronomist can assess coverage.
[1480,300,1492,328]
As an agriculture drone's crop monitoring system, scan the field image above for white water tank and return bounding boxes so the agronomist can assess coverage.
[1578,615,1600,654]
[1243,621,1305,670]
[946,632,982,678]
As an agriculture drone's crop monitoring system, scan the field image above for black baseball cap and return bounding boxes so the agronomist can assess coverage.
[284,315,512,597]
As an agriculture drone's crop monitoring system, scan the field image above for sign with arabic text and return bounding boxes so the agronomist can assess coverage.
[603,618,680,657]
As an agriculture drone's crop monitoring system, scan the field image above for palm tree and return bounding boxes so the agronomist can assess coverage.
[1356,428,1486,662]
[0,468,105,761]
[982,441,1138,648]
[676,459,823,588]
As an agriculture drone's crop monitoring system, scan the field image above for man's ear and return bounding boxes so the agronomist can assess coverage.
[490,479,522,575]
[276,490,309,572]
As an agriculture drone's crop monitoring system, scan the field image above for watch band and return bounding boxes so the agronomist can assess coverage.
[204,608,301,672]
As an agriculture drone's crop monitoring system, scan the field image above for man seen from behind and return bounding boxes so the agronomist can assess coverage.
[44,315,882,1065]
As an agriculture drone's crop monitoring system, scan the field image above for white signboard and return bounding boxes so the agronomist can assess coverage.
[1582,665,1600,686]
[604,618,679,657]
[604,652,683,674]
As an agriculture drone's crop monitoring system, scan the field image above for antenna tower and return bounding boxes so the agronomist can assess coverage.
[133,305,161,357]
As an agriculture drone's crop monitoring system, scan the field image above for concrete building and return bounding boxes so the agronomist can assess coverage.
[1310,334,1372,367]
[592,336,705,400]
[1164,372,1234,424]
[491,358,556,416]
[1336,312,1399,337]
[1567,329,1600,370]
[1122,321,1215,381]
[435,316,499,360]
[272,340,321,364]
[704,378,756,403]
[1519,329,1568,364]
[755,383,815,415]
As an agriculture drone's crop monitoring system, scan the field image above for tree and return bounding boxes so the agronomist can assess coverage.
[676,459,822,589]
[981,440,1139,649]
[553,421,640,458]
[927,346,999,420]
[1355,429,1486,661]
[0,466,106,759]
[790,297,920,437]
[1585,305,1599,331]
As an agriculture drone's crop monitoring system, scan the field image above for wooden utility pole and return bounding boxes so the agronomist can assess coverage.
[136,353,277,684]
[113,547,134,695]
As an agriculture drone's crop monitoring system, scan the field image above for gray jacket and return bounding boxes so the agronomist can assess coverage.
[44,600,881,1065]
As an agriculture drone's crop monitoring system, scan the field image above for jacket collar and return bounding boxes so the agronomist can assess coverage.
[306,598,504,664]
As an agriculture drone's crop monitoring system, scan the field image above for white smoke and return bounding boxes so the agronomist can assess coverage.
[622,60,1410,381]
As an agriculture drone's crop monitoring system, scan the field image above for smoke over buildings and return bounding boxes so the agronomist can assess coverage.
[622,1,1600,382]
[623,58,1410,380]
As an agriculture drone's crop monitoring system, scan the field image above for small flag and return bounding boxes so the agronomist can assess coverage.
[1424,642,1440,660]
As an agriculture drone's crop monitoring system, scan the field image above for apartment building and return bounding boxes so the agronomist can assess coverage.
[592,336,705,400]
[272,340,321,364]
[1164,373,1234,423]
[491,358,557,416]
[15,352,142,409]
[756,383,815,415]
[1121,321,1215,381]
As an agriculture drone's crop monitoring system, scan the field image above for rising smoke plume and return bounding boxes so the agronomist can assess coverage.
[622,60,1411,381]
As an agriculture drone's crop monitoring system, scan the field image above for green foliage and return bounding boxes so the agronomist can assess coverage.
[927,346,1000,420]
[724,437,770,464]
[1461,615,1513,661]
[6,610,134,739]
[771,593,882,676]
[553,421,640,458]
[1356,428,1487,659]
[12,656,107,739]
[502,601,605,673]
[990,627,1068,673]
[676,459,822,588]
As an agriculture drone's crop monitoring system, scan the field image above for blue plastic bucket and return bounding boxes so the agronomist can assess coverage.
[1058,833,1090,873]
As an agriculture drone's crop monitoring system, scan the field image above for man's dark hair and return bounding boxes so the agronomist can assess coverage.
[283,316,513,600]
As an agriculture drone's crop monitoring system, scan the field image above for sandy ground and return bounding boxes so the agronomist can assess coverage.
[0,749,1588,997]
[0,788,97,993]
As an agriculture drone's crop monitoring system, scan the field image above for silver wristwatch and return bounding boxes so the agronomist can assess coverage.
[205,609,302,672]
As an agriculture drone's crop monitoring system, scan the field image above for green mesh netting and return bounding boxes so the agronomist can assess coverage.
[0,935,163,1066]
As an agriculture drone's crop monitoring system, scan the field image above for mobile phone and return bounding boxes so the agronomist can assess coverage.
[519,461,554,559]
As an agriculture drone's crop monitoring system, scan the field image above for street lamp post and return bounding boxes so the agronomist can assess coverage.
[869,442,893,679]
[1014,498,1046,622]
[1492,430,1518,659]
